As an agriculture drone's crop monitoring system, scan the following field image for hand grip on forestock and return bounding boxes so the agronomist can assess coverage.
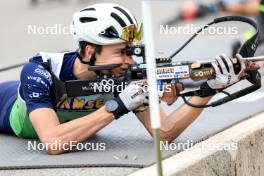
[189,56,264,81]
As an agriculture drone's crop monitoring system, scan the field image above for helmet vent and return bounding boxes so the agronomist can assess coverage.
[100,26,119,39]
[79,17,97,23]
[80,8,95,12]
[110,12,126,28]
[113,6,133,25]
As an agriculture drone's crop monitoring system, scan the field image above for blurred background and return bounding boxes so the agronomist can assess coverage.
[0,0,261,81]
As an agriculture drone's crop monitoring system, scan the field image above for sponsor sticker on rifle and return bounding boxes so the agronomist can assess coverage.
[156,66,190,79]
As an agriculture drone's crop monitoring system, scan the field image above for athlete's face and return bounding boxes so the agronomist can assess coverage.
[94,43,135,76]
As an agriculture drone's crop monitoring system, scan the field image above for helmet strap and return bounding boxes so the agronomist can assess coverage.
[76,47,96,66]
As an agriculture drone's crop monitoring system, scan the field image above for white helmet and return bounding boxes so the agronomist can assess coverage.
[72,3,140,45]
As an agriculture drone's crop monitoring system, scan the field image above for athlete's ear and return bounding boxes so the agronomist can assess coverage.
[84,44,95,60]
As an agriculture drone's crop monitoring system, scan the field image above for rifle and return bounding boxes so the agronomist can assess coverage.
[45,16,264,108]
[62,53,262,108]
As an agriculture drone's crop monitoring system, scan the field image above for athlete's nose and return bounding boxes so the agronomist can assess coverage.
[124,55,134,65]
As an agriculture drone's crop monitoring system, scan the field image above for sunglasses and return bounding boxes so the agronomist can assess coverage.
[100,23,143,43]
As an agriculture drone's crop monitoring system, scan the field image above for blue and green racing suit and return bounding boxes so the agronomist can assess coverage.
[0,51,113,139]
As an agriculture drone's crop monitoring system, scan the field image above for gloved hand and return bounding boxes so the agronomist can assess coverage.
[114,81,148,117]
[119,83,148,110]
[207,53,245,89]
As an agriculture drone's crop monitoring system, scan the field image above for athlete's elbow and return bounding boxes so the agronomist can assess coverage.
[40,137,67,155]
[159,133,175,143]
[159,128,182,143]
[46,148,64,155]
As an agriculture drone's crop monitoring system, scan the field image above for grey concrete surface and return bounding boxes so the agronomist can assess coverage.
[0,167,139,176]
[130,112,264,176]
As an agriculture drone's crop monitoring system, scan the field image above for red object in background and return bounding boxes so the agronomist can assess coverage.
[181,1,199,20]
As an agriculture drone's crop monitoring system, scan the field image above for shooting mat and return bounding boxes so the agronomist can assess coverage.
[0,81,264,169]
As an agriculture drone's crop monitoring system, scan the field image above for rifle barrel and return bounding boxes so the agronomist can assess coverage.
[245,56,264,62]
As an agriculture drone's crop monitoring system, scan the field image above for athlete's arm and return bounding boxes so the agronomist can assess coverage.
[29,107,114,155]
[135,97,212,142]
[135,54,246,142]
[21,61,114,155]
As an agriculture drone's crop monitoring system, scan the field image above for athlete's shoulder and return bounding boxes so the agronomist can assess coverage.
[20,59,54,113]
[20,60,53,90]
[29,51,77,80]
